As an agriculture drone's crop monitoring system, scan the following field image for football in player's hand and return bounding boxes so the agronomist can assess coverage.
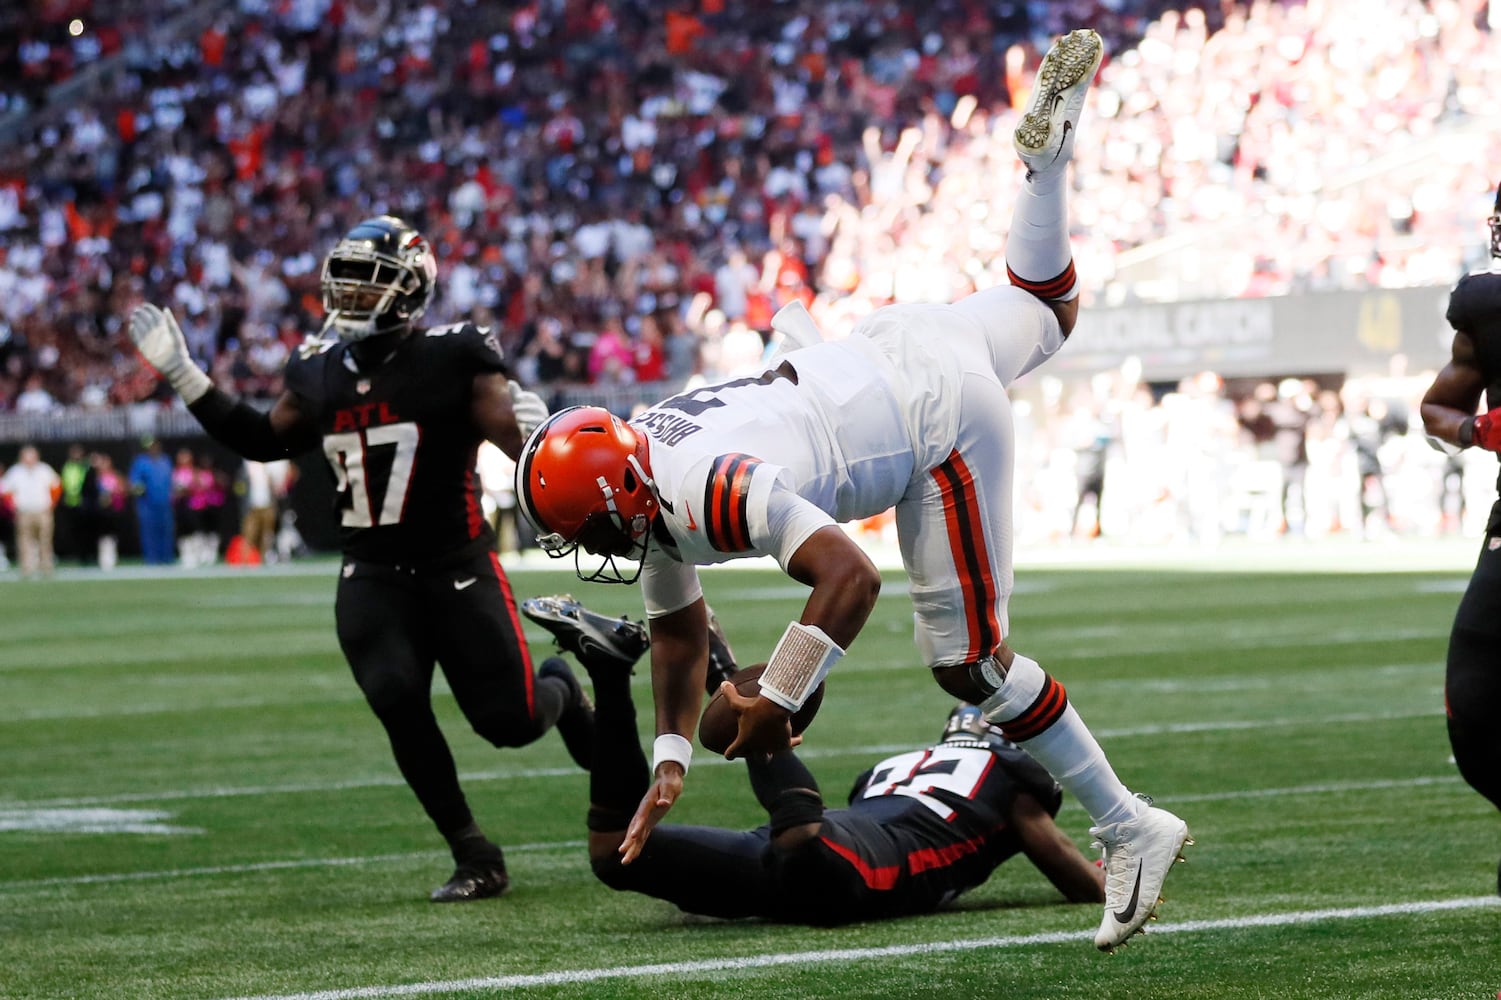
[697,662,825,755]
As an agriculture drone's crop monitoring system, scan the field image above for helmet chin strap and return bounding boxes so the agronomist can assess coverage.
[625,454,656,499]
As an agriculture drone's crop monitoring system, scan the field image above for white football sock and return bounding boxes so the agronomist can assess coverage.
[1005,174,1079,302]
[981,654,1140,826]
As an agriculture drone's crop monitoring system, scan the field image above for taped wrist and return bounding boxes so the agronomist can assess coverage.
[768,788,825,837]
[759,622,843,711]
[1460,416,1476,448]
[162,356,212,404]
[651,733,692,775]
[188,387,290,461]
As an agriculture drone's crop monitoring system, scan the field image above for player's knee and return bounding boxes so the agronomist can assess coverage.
[932,642,1016,702]
[471,710,545,749]
[589,853,632,891]
[359,676,431,722]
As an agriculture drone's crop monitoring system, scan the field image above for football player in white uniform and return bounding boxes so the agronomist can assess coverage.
[516,30,1189,952]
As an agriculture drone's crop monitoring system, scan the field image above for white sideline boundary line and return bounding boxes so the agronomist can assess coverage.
[0,774,1464,894]
[215,896,1501,1000]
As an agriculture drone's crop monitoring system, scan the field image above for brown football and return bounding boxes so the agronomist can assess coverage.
[697,662,826,755]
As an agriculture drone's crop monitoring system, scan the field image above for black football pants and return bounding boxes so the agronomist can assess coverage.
[335,551,566,838]
[1447,502,1501,814]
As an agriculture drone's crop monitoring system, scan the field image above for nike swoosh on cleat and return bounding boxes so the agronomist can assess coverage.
[454,577,477,590]
[1112,864,1144,924]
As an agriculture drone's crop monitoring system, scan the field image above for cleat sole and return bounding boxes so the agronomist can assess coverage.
[1014,30,1103,152]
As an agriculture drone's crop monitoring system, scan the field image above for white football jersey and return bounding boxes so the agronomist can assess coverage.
[632,285,1062,624]
[632,335,914,614]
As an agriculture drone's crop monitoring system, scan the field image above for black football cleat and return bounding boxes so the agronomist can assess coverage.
[704,605,739,696]
[539,655,594,770]
[430,860,510,902]
[522,595,649,672]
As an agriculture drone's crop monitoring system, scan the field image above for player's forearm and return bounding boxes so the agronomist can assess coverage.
[188,387,292,461]
[1420,403,1475,447]
[787,528,882,650]
[649,604,710,739]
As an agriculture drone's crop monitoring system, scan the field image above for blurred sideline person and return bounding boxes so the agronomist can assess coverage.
[513,31,1189,952]
[128,438,175,565]
[522,595,1104,923]
[90,452,128,570]
[240,457,294,563]
[127,215,590,902]
[59,444,92,564]
[1420,181,1501,894]
[0,444,61,578]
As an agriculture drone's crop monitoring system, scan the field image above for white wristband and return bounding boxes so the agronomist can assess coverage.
[758,621,843,712]
[651,733,693,775]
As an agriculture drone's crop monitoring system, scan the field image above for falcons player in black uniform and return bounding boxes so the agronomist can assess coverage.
[1422,184,1501,895]
[128,216,592,902]
[523,595,1104,923]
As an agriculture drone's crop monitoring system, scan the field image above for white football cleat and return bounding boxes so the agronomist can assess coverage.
[1013,28,1104,178]
[1091,801,1192,952]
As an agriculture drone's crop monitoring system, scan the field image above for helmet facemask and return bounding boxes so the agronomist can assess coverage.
[1490,182,1501,260]
[518,408,659,585]
[320,219,436,342]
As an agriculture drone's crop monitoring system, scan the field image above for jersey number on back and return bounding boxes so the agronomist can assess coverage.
[861,745,993,821]
[323,423,420,528]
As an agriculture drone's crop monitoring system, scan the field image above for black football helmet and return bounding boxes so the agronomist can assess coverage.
[320,216,437,341]
[941,702,1007,747]
[1490,182,1501,260]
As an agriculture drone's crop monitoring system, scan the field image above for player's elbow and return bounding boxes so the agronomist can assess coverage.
[837,554,883,618]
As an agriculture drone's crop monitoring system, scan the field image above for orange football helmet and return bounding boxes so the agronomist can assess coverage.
[515,406,659,583]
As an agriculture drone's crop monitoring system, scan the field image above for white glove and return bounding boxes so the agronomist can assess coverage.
[508,380,549,439]
[129,303,212,403]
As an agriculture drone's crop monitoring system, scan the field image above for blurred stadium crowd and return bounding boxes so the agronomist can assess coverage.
[0,0,1498,558]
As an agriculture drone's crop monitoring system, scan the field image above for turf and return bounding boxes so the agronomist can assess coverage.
[2,545,1498,999]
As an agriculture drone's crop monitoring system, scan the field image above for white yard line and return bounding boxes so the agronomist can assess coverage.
[4,707,1446,811]
[0,773,1462,894]
[212,896,1501,1000]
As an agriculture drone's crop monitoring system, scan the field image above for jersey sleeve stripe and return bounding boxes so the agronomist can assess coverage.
[704,453,757,552]
[1006,259,1077,300]
[997,675,1069,742]
[932,451,1002,661]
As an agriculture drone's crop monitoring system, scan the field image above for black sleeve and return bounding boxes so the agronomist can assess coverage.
[188,387,295,461]
[745,750,821,813]
[845,767,875,806]
[460,323,512,377]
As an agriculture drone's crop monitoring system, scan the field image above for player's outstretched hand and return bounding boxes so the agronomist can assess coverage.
[128,303,210,402]
[620,765,683,864]
[1473,408,1501,452]
[507,380,550,439]
[129,303,190,374]
[721,684,799,760]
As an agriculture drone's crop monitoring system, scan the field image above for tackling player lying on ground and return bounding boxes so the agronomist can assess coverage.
[522,595,1104,924]
[513,29,1189,950]
[126,216,591,903]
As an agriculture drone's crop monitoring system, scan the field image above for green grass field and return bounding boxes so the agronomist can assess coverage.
[3,544,1499,999]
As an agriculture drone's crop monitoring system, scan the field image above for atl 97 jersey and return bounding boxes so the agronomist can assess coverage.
[283,322,509,564]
